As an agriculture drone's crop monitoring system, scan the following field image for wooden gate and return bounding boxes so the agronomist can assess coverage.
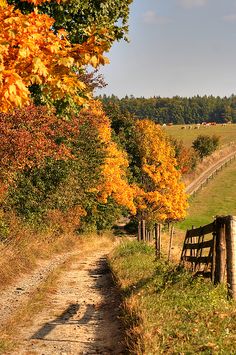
[180,221,215,279]
[180,216,236,299]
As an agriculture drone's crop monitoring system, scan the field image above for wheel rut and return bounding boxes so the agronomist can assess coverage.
[9,250,126,354]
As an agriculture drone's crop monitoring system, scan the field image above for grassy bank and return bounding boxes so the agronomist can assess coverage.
[179,159,236,230]
[0,225,78,291]
[110,240,236,354]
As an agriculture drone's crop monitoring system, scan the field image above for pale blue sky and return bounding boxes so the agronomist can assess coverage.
[98,0,236,98]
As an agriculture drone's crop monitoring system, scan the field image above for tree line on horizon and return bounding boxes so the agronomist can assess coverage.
[99,94,236,125]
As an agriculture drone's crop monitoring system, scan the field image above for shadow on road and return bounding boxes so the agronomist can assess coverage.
[30,255,127,353]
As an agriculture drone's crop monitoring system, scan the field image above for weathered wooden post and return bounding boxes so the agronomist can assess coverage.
[141,220,145,241]
[168,225,174,262]
[214,217,226,284]
[212,229,217,283]
[145,228,148,242]
[150,228,153,243]
[225,216,236,300]
[155,223,161,259]
[191,226,195,271]
[146,230,150,243]
[138,220,141,242]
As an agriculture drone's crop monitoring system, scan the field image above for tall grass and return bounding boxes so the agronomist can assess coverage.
[0,209,115,290]
[110,240,236,354]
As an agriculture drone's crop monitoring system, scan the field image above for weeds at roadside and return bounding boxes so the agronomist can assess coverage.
[110,240,236,354]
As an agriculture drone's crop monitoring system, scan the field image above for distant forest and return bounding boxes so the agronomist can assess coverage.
[98,95,236,124]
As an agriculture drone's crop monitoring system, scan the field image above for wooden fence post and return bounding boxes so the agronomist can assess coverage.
[168,225,174,262]
[155,223,160,259]
[138,221,141,242]
[150,229,153,243]
[212,230,217,283]
[141,220,145,241]
[147,230,150,243]
[145,228,148,242]
[214,218,226,284]
[225,216,236,300]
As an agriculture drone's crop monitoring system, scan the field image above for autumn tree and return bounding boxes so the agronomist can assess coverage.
[8,0,133,44]
[103,107,188,224]
[5,101,136,231]
[170,138,199,174]
[7,115,104,228]
[133,120,187,223]
[0,0,120,113]
[0,105,76,204]
[0,0,136,234]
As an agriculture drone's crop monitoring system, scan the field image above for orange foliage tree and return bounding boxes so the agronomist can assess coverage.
[131,120,188,223]
[170,138,199,175]
[2,102,136,231]
[0,0,137,233]
[0,105,80,203]
[79,101,136,215]
[0,0,110,113]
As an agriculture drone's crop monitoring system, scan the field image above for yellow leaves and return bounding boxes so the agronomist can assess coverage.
[0,0,7,8]
[32,57,48,77]
[0,5,111,112]
[76,80,86,90]
[8,83,16,96]
[134,119,188,222]
[89,54,109,68]
[0,69,30,111]
[47,43,60,54]
[24,0,61,5]
[58,56,74,67]
[18,47,30,59]
[81,101,136,214]
[29,75,42,85]
[90,55,99,68]
[98,55,110,66]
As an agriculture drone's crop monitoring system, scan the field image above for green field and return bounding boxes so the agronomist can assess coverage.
[163,124,236,147]
[178,159,236,230]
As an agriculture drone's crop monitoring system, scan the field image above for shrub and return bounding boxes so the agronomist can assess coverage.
[171,138,199,174]
[192,134,220,159]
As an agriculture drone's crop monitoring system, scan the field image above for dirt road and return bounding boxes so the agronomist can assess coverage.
[1,247,126,354]
[185,149,236,195]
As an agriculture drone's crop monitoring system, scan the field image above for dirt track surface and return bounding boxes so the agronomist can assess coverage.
[0,252,75,327]
[1,249,126,354]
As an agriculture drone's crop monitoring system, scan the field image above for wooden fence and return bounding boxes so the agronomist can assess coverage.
[180,221,215,279]
[186,151,236,196]
[138,220,161,259]
[181,216,236,299]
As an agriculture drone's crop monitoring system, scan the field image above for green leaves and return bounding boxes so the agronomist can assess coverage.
[9,0,133,45]
[192,134,220,159]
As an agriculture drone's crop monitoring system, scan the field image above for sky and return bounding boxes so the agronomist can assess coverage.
[98,0,236,98]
